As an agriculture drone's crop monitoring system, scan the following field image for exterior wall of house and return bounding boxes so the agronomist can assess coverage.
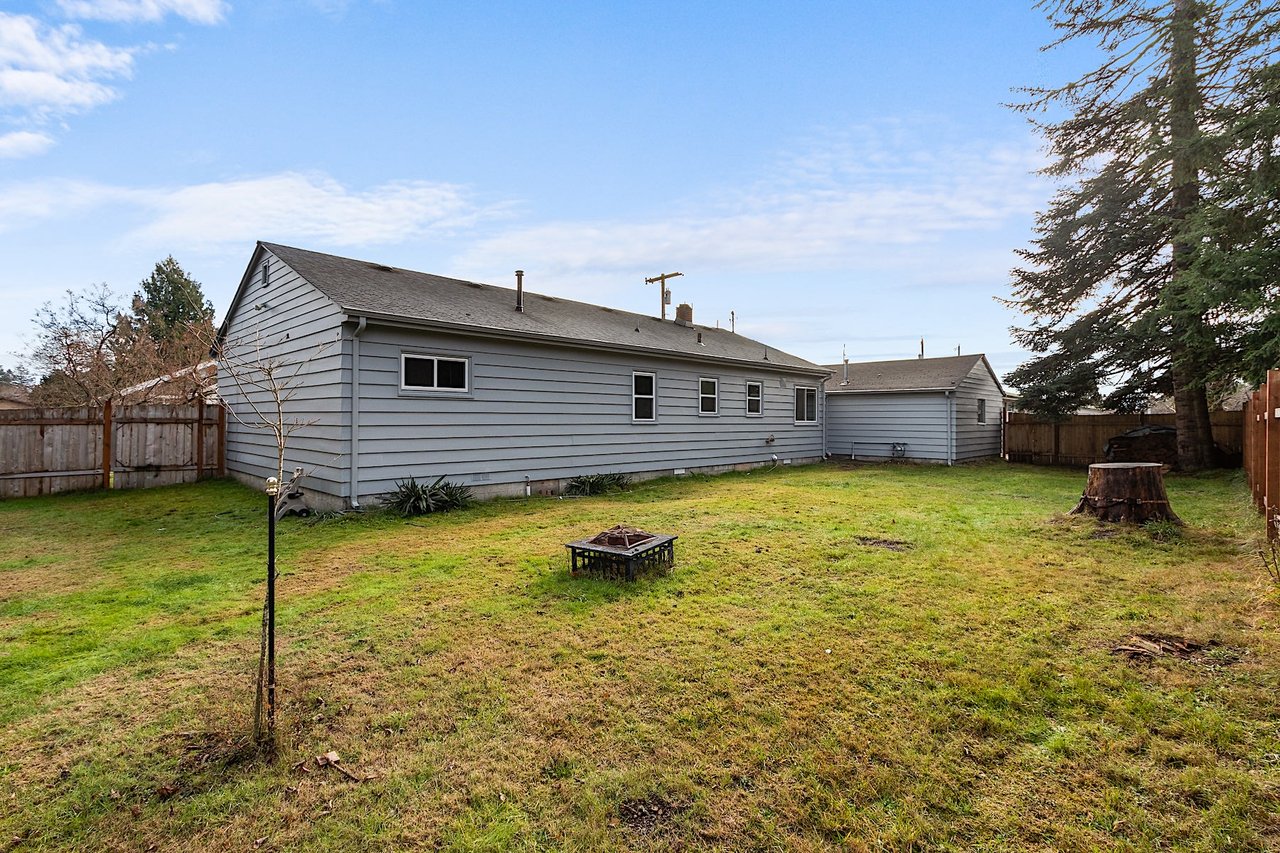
[953,361,1004,461]
[348,323,826,502]
[217,251,351,500]
[825,391,951,462]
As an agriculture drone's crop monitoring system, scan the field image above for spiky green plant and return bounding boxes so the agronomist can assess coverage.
[385,475,473,516]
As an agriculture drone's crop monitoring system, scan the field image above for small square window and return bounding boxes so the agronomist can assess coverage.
[746,381,763,416]
[437,358,466,389]
[699,378,719,415]
[403,356,435,388]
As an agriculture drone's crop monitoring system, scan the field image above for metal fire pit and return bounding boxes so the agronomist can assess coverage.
[566,525,676,581]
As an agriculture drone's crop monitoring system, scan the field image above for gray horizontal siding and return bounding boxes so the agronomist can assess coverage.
[825,392,950,461]
[954,363,1003,461]
[217,250,350,494]
[352,325,823,500]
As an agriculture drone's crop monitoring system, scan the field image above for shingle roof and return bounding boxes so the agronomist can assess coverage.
[821,354,992,393]
[259,243,826,375]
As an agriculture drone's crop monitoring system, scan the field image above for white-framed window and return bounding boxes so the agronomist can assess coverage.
[401,353,468,392]
[699,377,719,415]
[633,371,656,422]
[746,380,763,416]
[977,398,987,425]
[794,386,817,423]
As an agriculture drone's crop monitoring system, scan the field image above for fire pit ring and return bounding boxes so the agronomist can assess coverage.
[565,525,677,581]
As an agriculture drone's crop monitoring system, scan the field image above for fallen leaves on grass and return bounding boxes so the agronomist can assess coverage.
[308,750,377,782]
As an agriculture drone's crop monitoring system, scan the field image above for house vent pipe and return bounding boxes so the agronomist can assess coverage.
[515,270,524,312]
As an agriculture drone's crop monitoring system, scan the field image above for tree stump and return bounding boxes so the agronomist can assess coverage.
[1070,462,1182,524]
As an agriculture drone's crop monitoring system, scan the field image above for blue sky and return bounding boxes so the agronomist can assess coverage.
[0,1,1094,380]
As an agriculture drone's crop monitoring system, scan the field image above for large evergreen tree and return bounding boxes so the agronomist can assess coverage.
[1004,0,1279,469]
[133,256,214,342]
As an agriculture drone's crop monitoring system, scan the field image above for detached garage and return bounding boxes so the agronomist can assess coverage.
[822,354,1005,463]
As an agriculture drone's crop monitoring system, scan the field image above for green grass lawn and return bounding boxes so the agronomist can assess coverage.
[1,462,1278,851]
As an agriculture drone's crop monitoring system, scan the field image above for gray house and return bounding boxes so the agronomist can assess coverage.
[822,354,1005,463]
[216,243,830,508]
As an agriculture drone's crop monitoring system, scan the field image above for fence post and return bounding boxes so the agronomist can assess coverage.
[217,403,227,477]
[1052,421,1061,466]
[101,399,113,490]
[1268,372,1280,540]
[195,398,205,480]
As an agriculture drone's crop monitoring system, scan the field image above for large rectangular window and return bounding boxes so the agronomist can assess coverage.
[633,372,656,421]
[401,353,468,392]
[699,377,719,415]
[794,386,817,423]
[977,398,987,424]
[746,381,763,416]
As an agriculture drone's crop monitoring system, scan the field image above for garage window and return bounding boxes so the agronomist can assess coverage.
[401,354,468,391]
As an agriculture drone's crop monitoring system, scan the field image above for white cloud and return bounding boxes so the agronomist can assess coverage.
[56,0,229,25]
[133,173,504,247]
[0,172,507,248]
[0,13,134,118]
[452,126,1047,282]
[0,129,54,158]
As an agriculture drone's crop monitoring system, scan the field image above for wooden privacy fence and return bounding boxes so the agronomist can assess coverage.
[0,401,225,499]
[1243,370,1280,539]
[1005,411,1244,467]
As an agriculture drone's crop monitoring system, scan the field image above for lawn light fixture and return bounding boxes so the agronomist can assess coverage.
[262,474,280,742]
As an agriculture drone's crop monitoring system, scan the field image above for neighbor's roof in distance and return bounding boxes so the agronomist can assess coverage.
[260,243,826,375]
[821,353,1002,394]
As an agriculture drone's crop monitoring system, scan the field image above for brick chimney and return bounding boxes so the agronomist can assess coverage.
[675,303,693,327]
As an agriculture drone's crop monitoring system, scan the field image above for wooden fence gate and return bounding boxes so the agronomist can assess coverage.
[0,401,226,499]
[1243,370,1280,540]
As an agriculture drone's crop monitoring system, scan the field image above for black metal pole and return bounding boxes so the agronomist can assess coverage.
[267,490,277,736]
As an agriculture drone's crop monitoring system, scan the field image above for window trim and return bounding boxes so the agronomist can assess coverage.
[632,371,657,423]
[977,398,987,425]
[794,385,818,424]
[745,380,764,417]
[698,376,719,416]
[400,352,470,393]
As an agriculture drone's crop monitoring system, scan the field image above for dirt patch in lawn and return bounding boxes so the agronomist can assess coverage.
[854,536,914,552]
[618,794,686,835]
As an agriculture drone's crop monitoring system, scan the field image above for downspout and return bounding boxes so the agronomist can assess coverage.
[945,390,955,466]
[349,316,367,508]
[820,385,828,458]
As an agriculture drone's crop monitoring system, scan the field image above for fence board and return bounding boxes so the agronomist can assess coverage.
[1242,374,1280,539]
[0,402,226,498]
[1005,411,1244,467]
